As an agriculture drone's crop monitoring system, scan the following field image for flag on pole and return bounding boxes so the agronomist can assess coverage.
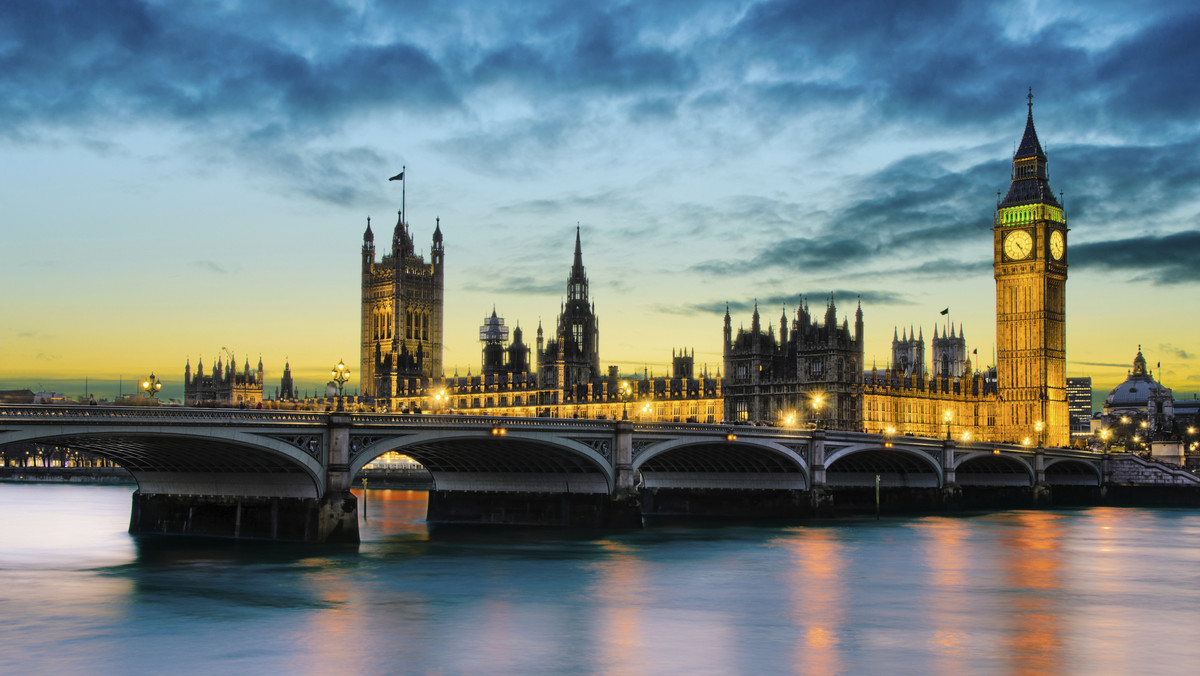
[389,171,404,181]
[940,308,949,315]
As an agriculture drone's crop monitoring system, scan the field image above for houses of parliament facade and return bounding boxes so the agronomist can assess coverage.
[359,219,722,422]
[725,95,1069,446]
[350,96,1068,444]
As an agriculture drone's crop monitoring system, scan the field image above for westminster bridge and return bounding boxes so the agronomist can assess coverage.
[2,405,1196,542]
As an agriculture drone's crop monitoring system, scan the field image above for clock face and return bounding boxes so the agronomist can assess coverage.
[1003,230,1034,260]
[1050,230,1065,260]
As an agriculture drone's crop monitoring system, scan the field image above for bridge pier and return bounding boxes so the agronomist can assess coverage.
[128,491,358,543]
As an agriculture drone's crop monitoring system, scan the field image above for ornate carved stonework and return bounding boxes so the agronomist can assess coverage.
[632,440,655,459]
[270,434,322,460]
[578,438,611,461]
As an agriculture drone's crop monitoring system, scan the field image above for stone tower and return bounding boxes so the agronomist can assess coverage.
[993,91,1068,446]
[360,212,445,399]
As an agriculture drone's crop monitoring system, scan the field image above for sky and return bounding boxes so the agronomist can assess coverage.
[2,0,1198,404]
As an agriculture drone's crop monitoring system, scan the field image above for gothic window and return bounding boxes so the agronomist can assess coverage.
[810,361,823,378]
[572,323,584,349]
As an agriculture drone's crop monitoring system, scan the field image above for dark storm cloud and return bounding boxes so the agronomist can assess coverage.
[0,1,457,133]
[1071,231,1200,285]
[3,0,1200,216]
[469,5,696,94]
[692,152,1003,277]
[1053,139,1200,226]
[1095,9,1200,127]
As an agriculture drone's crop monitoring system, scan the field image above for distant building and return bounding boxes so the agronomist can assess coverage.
[184,355,264,407]
[1096,348,1176,452]
[1066,377,1093,440]
[0,390,34,404]
[279,361,295,401]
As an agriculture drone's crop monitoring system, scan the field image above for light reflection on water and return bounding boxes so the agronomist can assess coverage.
[1,484,1199,675]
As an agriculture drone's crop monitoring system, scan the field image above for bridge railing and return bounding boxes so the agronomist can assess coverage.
[0,405,327,425]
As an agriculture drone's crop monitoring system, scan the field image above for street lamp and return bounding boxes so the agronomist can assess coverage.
[943,409,952,440]
[1035,420,1045,448]
[1100,428,1111,452]
[141,373,162,400]
[432,389,446,415]
[640,401,652,421]
[331,360,351,411]
[617,380,634,420]
[811,395,824,429]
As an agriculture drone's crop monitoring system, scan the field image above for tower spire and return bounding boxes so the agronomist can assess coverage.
[567,225,588,302]
[999,87,1059,209]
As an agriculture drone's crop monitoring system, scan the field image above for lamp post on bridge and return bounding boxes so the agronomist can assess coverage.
[331,360,351,412]
[943,409,952,440]
[141,373,162,401]
[811,394,824,430]
[619,380,632,420]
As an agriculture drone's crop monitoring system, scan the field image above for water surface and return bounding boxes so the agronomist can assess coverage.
[1,484,1197,674]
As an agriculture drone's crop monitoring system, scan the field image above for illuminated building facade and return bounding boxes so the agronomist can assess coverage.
[371,228,722,422]
[360,210,445,399]
[732,95,1071,446]
[722,298,864,429]
[992,93,1069,447]
[184,354,264,406]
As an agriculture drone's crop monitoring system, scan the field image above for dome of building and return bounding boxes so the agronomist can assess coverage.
[1104,348,1168,409]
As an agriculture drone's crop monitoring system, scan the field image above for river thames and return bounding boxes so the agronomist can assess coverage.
[1,483,1198,675]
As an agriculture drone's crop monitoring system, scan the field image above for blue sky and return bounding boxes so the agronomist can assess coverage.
[2,0,1198,401]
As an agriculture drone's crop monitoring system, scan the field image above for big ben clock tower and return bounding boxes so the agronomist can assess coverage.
[994,90,1068,447]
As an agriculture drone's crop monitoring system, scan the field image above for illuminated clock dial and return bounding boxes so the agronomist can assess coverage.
[1003,230,1033,260]
[1049,230,1064,260]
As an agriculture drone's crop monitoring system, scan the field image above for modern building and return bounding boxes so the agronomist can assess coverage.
[360,210,445,399]
[184,355,264,406]
[1066,376,1093,441]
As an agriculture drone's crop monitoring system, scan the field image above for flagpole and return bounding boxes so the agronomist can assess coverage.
[402,164,406,227]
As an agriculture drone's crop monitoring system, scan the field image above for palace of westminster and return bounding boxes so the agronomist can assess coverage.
[182,98,1191,449]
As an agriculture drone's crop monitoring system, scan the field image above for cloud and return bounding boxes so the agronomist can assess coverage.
[1070,230,1200,284]
[461,274,562,295]
[676,289,908,317]
[691,151,1003,277]
[1073,361,1132,369]
[1158,344,1194,360]
[192,260,227,274]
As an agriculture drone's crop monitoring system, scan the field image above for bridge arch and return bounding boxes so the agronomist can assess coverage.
[0,425,325,497]
[825,443,943,487]
[1044,457,1102,486]
[954,451,1034,487]
[352,429,614,494]
[633,436,809,490]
